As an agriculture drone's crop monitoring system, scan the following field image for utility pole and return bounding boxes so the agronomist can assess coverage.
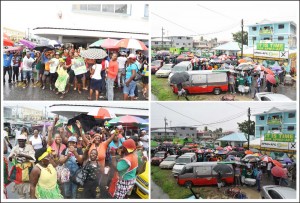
[241,19,244,59]
[164,117,167,140]
[162,27,164,50]
[247,107,251,150]
[27,28,30,40]
[44,106,47,120]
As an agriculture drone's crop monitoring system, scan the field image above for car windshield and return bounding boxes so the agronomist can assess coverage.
[155,153,165,158]
[164,157,176,161]
[161,65,172,70]
[172,65,187,72]
[152,61,161,66]
[176,157,190,164]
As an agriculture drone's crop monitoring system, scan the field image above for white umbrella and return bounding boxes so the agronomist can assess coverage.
[80,48,108,59]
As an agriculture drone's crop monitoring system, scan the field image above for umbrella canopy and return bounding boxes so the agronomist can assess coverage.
[19,39,36,49]
[224,146,233,151]
[80,48,108,59]
[34,45,55,52]
[235,63,254,71]
[243,57,253,62]
[254,65,265,71]
[264,68,274,75]
[227,151,239,156]
[272,65,282,72]
[242,156,260,163]
[271,166,286,178]
[244,150,253,155]
[272,160,283,167]
[170,72,190,85]
[238,59,246,63]
[48,40,62,47]
[266,74,276,84]
[216,146,223,150]
[89,38,119,49]
[3,46,23,52]
[115,38,148,50]
[283,158,292,163]
[108,115,148,127]
[87,108,116,119]
[262,156,273,162]
[3,33,14,46]
[213,164,233,174]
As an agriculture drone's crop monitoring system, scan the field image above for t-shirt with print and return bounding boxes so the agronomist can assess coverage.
[11,56,21,67]
[3,53,13,67]
[49,58,59,73]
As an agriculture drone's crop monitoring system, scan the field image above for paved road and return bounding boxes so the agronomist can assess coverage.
[151,93,158,101]
[3,76,148,101]
[151,180,170,199]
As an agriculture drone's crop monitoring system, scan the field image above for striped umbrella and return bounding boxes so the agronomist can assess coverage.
[262,156,273,162]
[88,107,116,119]
[115,38,148,50]
[89,38,119,49]
[80,48,107,59]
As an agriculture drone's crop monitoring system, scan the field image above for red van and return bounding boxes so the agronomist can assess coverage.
[172,70,228,95]
[177,162,234,187]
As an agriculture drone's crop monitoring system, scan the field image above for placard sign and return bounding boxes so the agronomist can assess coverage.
[72,58,87,75]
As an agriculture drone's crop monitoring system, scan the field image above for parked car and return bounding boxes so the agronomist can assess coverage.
[155,64,174,77]
[151,151,167,166]
[177,162,234,187]
[151,60,164,74]
[168,61,193,84]
[159,155,179,169]
[135,161,149,199]
[171,70,228,95]
[261,185,297,199]
[254,92,293,101]
[172,153,197,177]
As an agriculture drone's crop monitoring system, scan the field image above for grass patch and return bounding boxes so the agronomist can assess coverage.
[151,76,178,101]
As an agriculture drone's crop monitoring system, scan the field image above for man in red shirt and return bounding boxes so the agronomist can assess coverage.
[106,53,118,101]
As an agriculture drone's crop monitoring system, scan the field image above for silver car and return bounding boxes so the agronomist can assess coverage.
[261,185,296,199]
[155,64,174,78]
[254,92,293,101]
[159,155,179,169]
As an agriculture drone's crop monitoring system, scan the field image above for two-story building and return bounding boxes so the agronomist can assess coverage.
[151,126,197,140]
[164,36,193,49]
[247,19,297,49]
[151,37,172,49]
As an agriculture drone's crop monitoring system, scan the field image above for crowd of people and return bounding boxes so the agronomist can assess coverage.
[3,46,149,100]
[3,117,149,199]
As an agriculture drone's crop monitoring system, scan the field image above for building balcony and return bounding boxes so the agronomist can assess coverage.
[259,29,273,35]
[267,118,282,125]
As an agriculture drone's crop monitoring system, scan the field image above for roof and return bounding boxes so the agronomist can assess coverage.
[217,133,248,142]
[213,41,246,51]
[243,136,264,146]
[252,106,296,116]
[247,19,297,27]
[151,129,176,133]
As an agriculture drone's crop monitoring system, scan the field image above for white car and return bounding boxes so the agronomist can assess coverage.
[261,185,296,199]
[254,92,293,101]
[155,64,174,78]
[168,61,193,84]
[159,155,179,169]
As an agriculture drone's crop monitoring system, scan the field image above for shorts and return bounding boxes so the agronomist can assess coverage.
[76,73,84,84]
[39,63,45,75]
[23,70,33,79]
[123,79,136,97]
[141,76,148,84]
[90,78,101,91]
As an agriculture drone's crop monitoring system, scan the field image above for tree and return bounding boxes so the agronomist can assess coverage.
[232,31,248,45]
[204,126,208,131]
[237,120,255,135]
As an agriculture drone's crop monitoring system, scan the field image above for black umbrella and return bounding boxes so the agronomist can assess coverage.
[67,114,98,135]
[227,151,239,156]
[170,72,190,85]
[34,45,54,52]
[224,59,232,64]
[213,164,233,174]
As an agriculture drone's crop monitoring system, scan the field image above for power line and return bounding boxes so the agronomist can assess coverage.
[196,4,237,21]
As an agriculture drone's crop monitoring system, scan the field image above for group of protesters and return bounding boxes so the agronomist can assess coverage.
[3,47,149,100]
[3,116,149,199]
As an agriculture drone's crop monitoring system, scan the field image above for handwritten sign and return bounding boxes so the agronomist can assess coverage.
[72,58,87,75]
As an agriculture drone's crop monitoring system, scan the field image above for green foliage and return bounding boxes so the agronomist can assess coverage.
[237,120,255,135]
[232,31,248,45]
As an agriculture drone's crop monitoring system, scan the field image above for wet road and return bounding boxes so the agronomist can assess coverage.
[3,77,148,101]
[151,180,170,199]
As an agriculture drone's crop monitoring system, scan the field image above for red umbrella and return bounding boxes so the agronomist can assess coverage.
[115,38,148,50]
[264,68,274,75]
[101,38,119,49]
[266,74,276,84]
[272,160,283,167]
[3,33,14,46]
[245,150,253,155]
[271,166,286,177]
[216,146,223,150]
[87,108,116,119]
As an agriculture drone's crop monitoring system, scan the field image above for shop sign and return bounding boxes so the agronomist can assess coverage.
[261,141,289,150]
[264,133,295,142]
[288,142,296,151]
[254,50,288,59]
[256,43,285,51]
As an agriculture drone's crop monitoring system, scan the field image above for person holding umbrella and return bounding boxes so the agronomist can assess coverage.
[88,59,102,100]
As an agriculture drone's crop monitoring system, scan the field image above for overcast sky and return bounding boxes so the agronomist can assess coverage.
[151,102,296,132]
[151,1,299,41]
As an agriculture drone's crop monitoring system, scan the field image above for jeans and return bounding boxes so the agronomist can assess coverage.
[63,181,78,199]
[257,179,261,191]
[117,71,124,87]
[123,80,137,97]
[134,83,138,97]
[229,83,235,93]
[12,66,19,82]
[3,66,12,83]
[100,70,106,94]
[253,87,260,98]
[23,70,33,82]
[106,78,115,101]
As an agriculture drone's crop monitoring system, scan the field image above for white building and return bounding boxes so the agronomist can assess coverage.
[164,36,193,48]
[33,3,149,48]
[151,38,172,49]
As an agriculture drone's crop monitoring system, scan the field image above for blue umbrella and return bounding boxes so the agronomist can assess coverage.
[283,158,292,163]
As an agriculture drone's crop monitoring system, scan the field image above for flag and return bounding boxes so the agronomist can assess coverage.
[67,125,75,134]
[55,121,63,128]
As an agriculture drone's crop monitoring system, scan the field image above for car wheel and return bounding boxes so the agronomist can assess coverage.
[184,181,193,188]
[213,88,221,95]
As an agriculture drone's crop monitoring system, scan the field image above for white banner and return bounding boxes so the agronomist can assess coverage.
[254,50,289,59]
[261,141,289,150]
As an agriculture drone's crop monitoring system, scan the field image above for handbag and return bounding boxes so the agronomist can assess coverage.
[71,161,89,186]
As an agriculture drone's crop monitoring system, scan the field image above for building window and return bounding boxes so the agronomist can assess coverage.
[183,43,186,45]
[278,24,284,29]
[259,127,264,131]
[252,27,257,31]
[173,133,176,135]
[264,37,270,40]
[252,37,257,41]
[181,127,185,130]
[178,37,182,39]
[144,4,149,17]
[271,127,279,131]
[259,116,265,120]
[176,43,179,45]
[180,134,182,137]
[278,36,284,41]
[188,43,191,45]
[288,113,295,118]
[187,37,190,40]
[154,42,158,45]
[115,4,128,14]
[158,133,161,135]
[287,126,294,131]
[102,4,114,12]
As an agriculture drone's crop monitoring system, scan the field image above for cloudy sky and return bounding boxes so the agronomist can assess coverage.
[151,102,296,132]
[151,1,299,41]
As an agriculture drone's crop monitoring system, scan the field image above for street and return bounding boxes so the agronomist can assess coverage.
[3,76,147,101]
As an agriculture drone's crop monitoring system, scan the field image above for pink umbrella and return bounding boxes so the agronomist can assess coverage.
[271,166,286,177]
[101,38,119,49]
[264,68,274,75]
[115,38,148,50]
[254,65,265,71]
[216,146,223,150]
[262,156,273,162]
[266,74,276,84]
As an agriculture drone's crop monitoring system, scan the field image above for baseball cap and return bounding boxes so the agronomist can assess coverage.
[141,130,146,133]
[122,139,136,153]
[17,134,27,140]
[127,54,136,59]
[68,136,77,143]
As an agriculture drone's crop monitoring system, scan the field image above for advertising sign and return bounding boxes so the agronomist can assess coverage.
[264,133,295,142]
[72,58,87,75]
[256,43,285,51]
[254,50,288,59]
[261,141,289,150]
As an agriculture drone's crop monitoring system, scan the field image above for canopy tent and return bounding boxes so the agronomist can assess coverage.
[217,133,248,142]
[213,41,246,51]
[243,136,264,149]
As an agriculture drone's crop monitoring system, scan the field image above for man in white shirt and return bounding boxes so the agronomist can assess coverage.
[48,52,60,90]
[22,51,35,88]
[139,130,149,155]
[117,52,127,88]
